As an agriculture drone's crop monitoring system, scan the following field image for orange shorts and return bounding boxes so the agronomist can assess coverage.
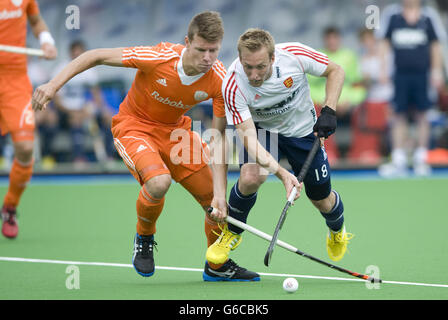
[111,113,210,185]
[0,71,34,142]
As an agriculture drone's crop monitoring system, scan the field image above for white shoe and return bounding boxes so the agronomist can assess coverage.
[413,163,432,177]
[378,162,409,178]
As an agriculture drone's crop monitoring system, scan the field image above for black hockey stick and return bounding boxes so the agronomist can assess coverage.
[264,137,321,266]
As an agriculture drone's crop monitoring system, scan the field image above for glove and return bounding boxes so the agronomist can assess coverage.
[313,106,337,138]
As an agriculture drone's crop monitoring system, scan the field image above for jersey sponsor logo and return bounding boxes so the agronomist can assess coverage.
[254,94,261,101]
[392,28,428,49]
[194,90,208,101]
[151,90,192,109]
[255,86,300,117]
[283,76,293,88]
[156,78,167,86]
[0,8,22,19]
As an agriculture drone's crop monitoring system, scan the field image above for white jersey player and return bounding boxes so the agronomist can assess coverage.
[207,29,353,269]
[224,42,328,138]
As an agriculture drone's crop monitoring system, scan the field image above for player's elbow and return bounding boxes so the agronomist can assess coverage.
[322,61,344,81]
[329,62,345,83]
[85,49,108,66]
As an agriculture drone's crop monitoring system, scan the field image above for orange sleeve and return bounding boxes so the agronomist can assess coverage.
[211,61,226,118]
[212,86,225,118]
[27,0,40,17]
[122,42,177,72]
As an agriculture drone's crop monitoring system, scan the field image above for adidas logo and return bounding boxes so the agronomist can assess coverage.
[156,78,167,86]
[136,144,147,153]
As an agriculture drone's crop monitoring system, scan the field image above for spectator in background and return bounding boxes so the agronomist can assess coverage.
[28,56,59,169]
[347,28,394,164]
[308,26,366,163]
[52,40,112,166]
[377,0,446,177]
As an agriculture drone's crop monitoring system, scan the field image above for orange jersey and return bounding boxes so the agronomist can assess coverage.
[119,42,226,124]
[0,0,40,72]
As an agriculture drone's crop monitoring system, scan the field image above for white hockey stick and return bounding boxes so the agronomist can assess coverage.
[0,44,44,57]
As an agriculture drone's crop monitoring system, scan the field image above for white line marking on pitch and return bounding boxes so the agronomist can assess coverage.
[1,256,447,288]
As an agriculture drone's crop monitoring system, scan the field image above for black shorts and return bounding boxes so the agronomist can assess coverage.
[393,72,432,113]
[240,128,332,201]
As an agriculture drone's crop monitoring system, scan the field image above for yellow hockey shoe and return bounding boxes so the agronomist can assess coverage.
[326,226,354,261]
[206,224,242,264]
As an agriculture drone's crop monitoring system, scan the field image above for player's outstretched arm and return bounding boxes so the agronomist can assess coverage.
[235,119,301,201]
[209,116,229,221]
[32,48,125,111]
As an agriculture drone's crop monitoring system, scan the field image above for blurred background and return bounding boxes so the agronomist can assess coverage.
[2,0,447,174]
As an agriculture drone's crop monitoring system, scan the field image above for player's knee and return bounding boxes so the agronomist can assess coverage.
[13,140,34,164]
[239,170,266,194]
[310,191,334,213]
[144,174,172,199]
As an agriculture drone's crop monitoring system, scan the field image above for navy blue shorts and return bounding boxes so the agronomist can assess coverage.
[239,128,332,201]
[393,73,431,113]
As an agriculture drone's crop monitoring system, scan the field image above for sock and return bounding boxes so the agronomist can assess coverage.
[227,181,257,234]
[204,214,226,270]
[136,187,165,236]
[204,213,222,247]
[3,159,33,208]
[320,190,344,232]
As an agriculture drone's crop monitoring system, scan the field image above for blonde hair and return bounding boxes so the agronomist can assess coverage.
[187,11,224,42]
[237,28,275,58]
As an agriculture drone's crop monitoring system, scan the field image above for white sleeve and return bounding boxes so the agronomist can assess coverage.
[279,42,328,77]
[222,72,252,125]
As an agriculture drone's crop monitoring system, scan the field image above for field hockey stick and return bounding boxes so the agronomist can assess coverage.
[264,137,321,267]
[0,44,44,57]
[208,207,381,283]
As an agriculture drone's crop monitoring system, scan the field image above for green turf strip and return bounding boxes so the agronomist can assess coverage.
[1,178,447,299]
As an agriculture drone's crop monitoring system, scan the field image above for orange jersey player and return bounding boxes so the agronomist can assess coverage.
[32,11,259,282]
[0,0,57,239]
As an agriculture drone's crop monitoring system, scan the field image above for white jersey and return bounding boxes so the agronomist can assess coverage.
[223,42,328,138]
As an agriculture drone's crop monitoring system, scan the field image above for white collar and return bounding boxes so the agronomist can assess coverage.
[177,48,205,85]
